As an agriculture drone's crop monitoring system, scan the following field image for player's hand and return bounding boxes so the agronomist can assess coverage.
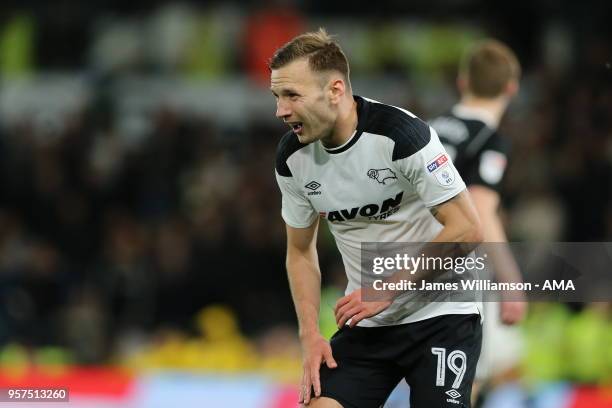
[299,333,338,405]
[334,289,392,328]
[499,301,527,325]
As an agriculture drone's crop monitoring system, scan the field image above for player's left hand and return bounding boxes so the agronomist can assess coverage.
[499,301,527,325]
[334,289,392,328]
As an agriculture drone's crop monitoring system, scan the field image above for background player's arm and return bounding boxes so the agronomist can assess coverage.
[468,185,505,241]
[468,185,527,324]
[286,220,338,404]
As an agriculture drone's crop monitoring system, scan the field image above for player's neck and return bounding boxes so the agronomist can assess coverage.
[458,95,508,127]
[324,96,358,148]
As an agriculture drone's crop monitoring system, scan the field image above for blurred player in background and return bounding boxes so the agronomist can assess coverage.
[272,29,484,407]
[430,39,527,402]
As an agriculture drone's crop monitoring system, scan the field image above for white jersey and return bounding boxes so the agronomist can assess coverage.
[275,96,480,327]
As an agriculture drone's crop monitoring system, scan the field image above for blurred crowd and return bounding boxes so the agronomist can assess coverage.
[0,2,610,388]
[0,98,300,362]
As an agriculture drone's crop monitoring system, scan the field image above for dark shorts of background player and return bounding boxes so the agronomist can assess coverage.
[318,313,482,408]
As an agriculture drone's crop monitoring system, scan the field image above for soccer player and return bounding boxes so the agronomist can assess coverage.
[429,39,527,400]
[272,29,484,407]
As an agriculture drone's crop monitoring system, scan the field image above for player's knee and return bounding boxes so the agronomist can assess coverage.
[304,396,344,408]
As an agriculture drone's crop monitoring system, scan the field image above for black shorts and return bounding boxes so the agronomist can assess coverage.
[318,313,482,408]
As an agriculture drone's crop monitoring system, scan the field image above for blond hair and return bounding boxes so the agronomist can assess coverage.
[269,28,350,85]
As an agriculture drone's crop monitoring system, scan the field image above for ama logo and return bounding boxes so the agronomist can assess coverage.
[367,168,397,185]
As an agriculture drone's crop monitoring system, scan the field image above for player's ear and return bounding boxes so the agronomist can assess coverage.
[328,77,345,105]
[505,78,519,98]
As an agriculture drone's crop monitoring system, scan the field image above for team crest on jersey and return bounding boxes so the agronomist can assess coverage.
[367,168,397,185]
[426,154,455,186]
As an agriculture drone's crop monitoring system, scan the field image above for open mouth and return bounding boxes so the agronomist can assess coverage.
[289,122,303,134]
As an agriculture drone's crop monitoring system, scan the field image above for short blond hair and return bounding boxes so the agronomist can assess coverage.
[460,39,521,98]
[268,28,350,83]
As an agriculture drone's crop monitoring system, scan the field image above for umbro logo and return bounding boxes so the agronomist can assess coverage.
[305,181,322,196]
[445,390,461,399]
[445,389,462,401]
[305,181,321,190]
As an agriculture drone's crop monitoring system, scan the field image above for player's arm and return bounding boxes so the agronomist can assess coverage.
[429,190,483,244]
[286,219,322,340]
[286,220,338,404]
[413,190,484,274]
[468,185,527,324]
[468,185,507,241]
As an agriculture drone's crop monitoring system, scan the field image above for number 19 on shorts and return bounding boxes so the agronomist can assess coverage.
[431,347,467,389]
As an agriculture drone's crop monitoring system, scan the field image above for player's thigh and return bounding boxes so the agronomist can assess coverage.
[406,314,482,408]
[318,327,403,408]
[319,360,401,408]
[305,396,344,408]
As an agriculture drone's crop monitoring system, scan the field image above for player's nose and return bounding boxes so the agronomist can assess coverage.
[276,100,291,119]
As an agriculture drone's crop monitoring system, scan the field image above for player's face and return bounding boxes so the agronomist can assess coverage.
[270,58,336,144]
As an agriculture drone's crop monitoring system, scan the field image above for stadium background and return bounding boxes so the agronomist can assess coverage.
[0,0,610,407]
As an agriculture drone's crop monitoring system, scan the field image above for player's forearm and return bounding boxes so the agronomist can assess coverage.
[430,209,483,246]
[430,191,483,245]
[377,224,482,300]
[480,206,508,242]
[431,220,483,244]
[480,210,523,284]
[286,252,322,339]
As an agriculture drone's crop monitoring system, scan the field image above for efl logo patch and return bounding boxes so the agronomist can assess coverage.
[426,154,449,173]
[479,150,507,185]
[426,154,455,186]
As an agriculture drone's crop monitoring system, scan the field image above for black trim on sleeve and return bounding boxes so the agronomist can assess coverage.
[275,130,308,177]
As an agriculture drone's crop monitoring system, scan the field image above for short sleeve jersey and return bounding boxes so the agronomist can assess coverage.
[275,96,480,327]
[429,105,510,193]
